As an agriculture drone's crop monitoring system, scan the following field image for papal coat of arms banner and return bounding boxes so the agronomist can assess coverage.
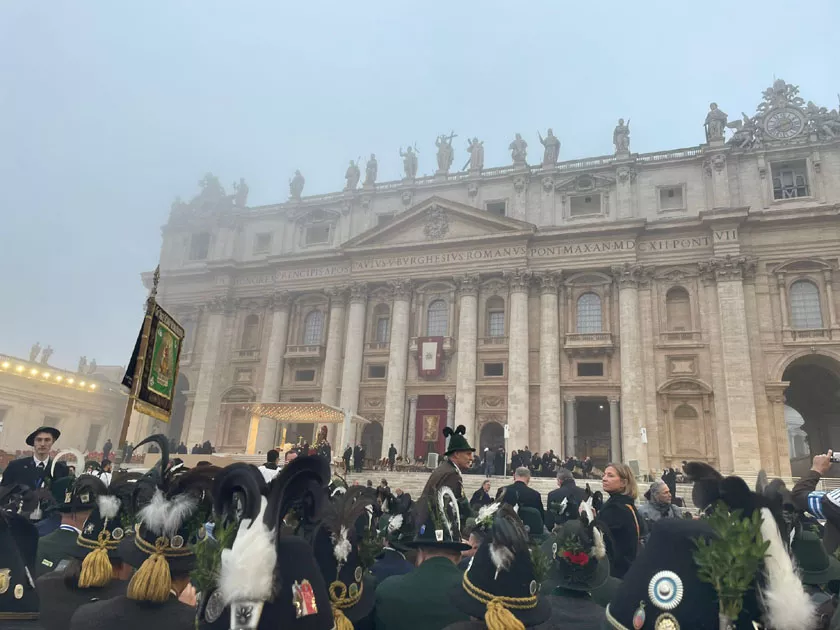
[416,336,443,377]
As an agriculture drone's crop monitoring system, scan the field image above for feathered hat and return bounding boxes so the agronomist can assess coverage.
[405,481,470,552]
[451,503,552,629]
[443,424,474,455]
[0,510,40,623]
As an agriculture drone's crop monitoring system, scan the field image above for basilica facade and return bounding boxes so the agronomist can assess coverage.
[149,80,840,477]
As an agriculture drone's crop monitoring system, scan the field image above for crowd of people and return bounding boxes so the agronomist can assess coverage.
[0,423,838,629]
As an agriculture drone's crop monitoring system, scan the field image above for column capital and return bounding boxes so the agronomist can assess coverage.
[206,293,238,315]
[455,274,480,297]
[504,268,532,293]
[536,271,561,295]
[326,285,348,305]
[408,394,418,404]
[563,396,576,404]
[388,279,413,301]
[445,393,455,403]
[698,255,757,282]
[608,397,620,405]
[348,282,368,304]
[823,268,834,284]
[268,290,292,312]
[611,263,647,289]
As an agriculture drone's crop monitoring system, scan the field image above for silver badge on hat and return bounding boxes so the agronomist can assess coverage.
[529,580,538,596]
[112,527,124,540]
[648,571,683,611]
[354,566,363,583]
[204,589,225,624]
[171,535,185,549]
[654,612,680,630]
[14,584,23,600]
[0,569,10,595]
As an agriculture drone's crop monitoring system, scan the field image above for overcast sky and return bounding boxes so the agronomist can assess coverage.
[2,1,839,371]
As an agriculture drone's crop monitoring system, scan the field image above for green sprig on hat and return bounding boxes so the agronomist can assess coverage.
[692,502,769,621]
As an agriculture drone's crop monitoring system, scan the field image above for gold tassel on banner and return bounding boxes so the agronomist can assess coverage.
[485,598,525,630]
[127,538,172,603]
[332,606,354,630]
[79,546,114,588]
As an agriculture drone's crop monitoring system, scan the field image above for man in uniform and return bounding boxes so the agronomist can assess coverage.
[0,510,41,630]
[420,424,474,524]
[36,475,104,576]
[1,426,69,489]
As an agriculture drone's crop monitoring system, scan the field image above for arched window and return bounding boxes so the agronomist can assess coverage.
[303,310,324,344]
[426,299,449,336]
[673,403,698,421]
[486,296,505,337]
[374,304,391,343]
[241,314,260,348]
[790,280,823,329]
[665,287,691,331]
[576,293,602,333]
[672,403,701,455]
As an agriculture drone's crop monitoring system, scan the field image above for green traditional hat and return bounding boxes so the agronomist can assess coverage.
[792,529,840,586]
[443,424,474,456]
[540,516,609,593]
[51,474,106,514]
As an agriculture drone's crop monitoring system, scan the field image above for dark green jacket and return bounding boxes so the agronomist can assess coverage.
[374,556,469,630]
[35,528,78,577]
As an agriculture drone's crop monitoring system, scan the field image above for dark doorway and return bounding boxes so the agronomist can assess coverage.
[361,421,383,464]
[784,356,840,477]
[575,398,611,468]
[479,421,504,452]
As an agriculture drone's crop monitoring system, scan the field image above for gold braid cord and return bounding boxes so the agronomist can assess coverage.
[462,573,534,630]
[329,580,363,630]
[127,536,190,603]
[77,531,115,588]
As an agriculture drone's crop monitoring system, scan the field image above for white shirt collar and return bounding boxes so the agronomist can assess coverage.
[59,524,81,534]
[33,455,50,466]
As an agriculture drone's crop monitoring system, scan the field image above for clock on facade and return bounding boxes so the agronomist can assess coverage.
[763,108,806,140]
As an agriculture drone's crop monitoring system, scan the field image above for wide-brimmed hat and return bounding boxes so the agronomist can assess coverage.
[405,484,470,552]
[0,511,40,622]
[25,426,59,447]
[443,425,474,455]
[541,507,609,593]
[793,529,840,586]
[52,474,106,514]
[451,504,551,628]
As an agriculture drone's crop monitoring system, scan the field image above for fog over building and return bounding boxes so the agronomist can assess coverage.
[144,80,840,476]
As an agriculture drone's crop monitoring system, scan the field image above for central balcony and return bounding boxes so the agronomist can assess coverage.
[564,332,615,357]
[409,336,456,356]
[232,348,261,362]
[364,341,391,355]
[285,344,325,364]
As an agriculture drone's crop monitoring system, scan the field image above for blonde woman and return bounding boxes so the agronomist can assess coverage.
[596,462,641,578]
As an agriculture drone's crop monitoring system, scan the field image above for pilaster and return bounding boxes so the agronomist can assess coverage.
[406,395,418,460]
[537,272,562,454]
[504,269,531,451]
[255,291,291,452]
[337,283,368,452]
[382,281,412,459]
[608,398,621,462]
[320,286,347,407]
[564,397,577,459]
[454,274,479,446]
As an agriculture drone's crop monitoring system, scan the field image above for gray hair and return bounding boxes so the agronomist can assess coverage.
[556,468,573,483]
[515,466,531,479]
[649,480,668,500]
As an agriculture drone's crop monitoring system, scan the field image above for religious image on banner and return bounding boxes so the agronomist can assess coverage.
[147,320,179,400]
[422,415,440,442]
[416,336,443,377]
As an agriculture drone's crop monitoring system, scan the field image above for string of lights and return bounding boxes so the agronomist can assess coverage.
[0,355,126,396]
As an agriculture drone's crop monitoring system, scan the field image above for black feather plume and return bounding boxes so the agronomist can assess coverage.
[212,463,266,524]
[133,434,169,489]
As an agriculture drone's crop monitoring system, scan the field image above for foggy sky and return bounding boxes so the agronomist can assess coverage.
[2,0,839,371]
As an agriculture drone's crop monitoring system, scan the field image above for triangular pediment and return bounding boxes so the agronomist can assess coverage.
[342,196,535,250]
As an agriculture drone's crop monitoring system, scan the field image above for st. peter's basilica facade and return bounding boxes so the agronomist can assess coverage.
[146,80,840,477]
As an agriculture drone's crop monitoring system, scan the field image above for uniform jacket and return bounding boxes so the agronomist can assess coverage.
[596,493,640,579]
[0,458,69,490]
[36,571,126,630]
[68,595,195,630]
[369,547,413,586]
[374,556,469,630]
[501,481,545,521]
[35,528,79,577]
[421,459,464,501]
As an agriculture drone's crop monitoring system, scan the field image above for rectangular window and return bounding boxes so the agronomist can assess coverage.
[305,225,331,246]
[253,232,272,254]
[658,186,685,211]
[375,317,391,343]
[367,364,387,379]
[772,160,809,200]
[294,369,316,382]
[485,201,507,217]
[483,362,504,377]
[189,232,210,260]
[569,194,601,216]
[577,362,604,377]
[377,213,395,226]
[488,311,505,337]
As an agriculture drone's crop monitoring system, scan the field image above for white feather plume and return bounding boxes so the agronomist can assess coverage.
[220,497,275,605]
[137,488,198,537]
[98,495,121,520]
[387,514,403,534]
[557,497,568,515]
[579,497,596,525]
[489,542,515,579]
[437,486,460,540]
[51,448,84,478]
[757,507,816,630]
[332,526,352,564]
[476,501,500,527]
[330,486,346,497]
[591,525,606,560]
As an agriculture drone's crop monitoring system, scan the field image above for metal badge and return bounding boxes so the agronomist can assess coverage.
[435,529,444,542]
[551,542,558,557]
[230,601,264,630]
[171,535,185,549]
[64,491,72,504]
[654,612,680,630]
[112,527,124,540]
[204,589,225,624]
[80,493,90,504]
[292,580,318,618]
[0,569,10,595]
[648,571,684,611]
[354,566,363,583]
[632,602,646,630]
[14,584,23,600]
[84,522,96,535]
[348,583,359,599]
[529,580,538,596]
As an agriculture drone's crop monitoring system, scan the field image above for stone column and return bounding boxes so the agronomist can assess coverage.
[700,256,761,473]
[320,287,347,407]
[564,397,576,459]
[337,283,367,453]
[454,275,479,444]
[255,292,291,453]
[506,269,531,451]
[382,281,412,459]
[612,263,648,473]
[537,273,562,454]
[188,296,231,445]
[776,274,790,332]
[406,395,418,460]
[446,394,455,430]
[823,269,839,331]
[702,275,734,472]
[609,398,621,462]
